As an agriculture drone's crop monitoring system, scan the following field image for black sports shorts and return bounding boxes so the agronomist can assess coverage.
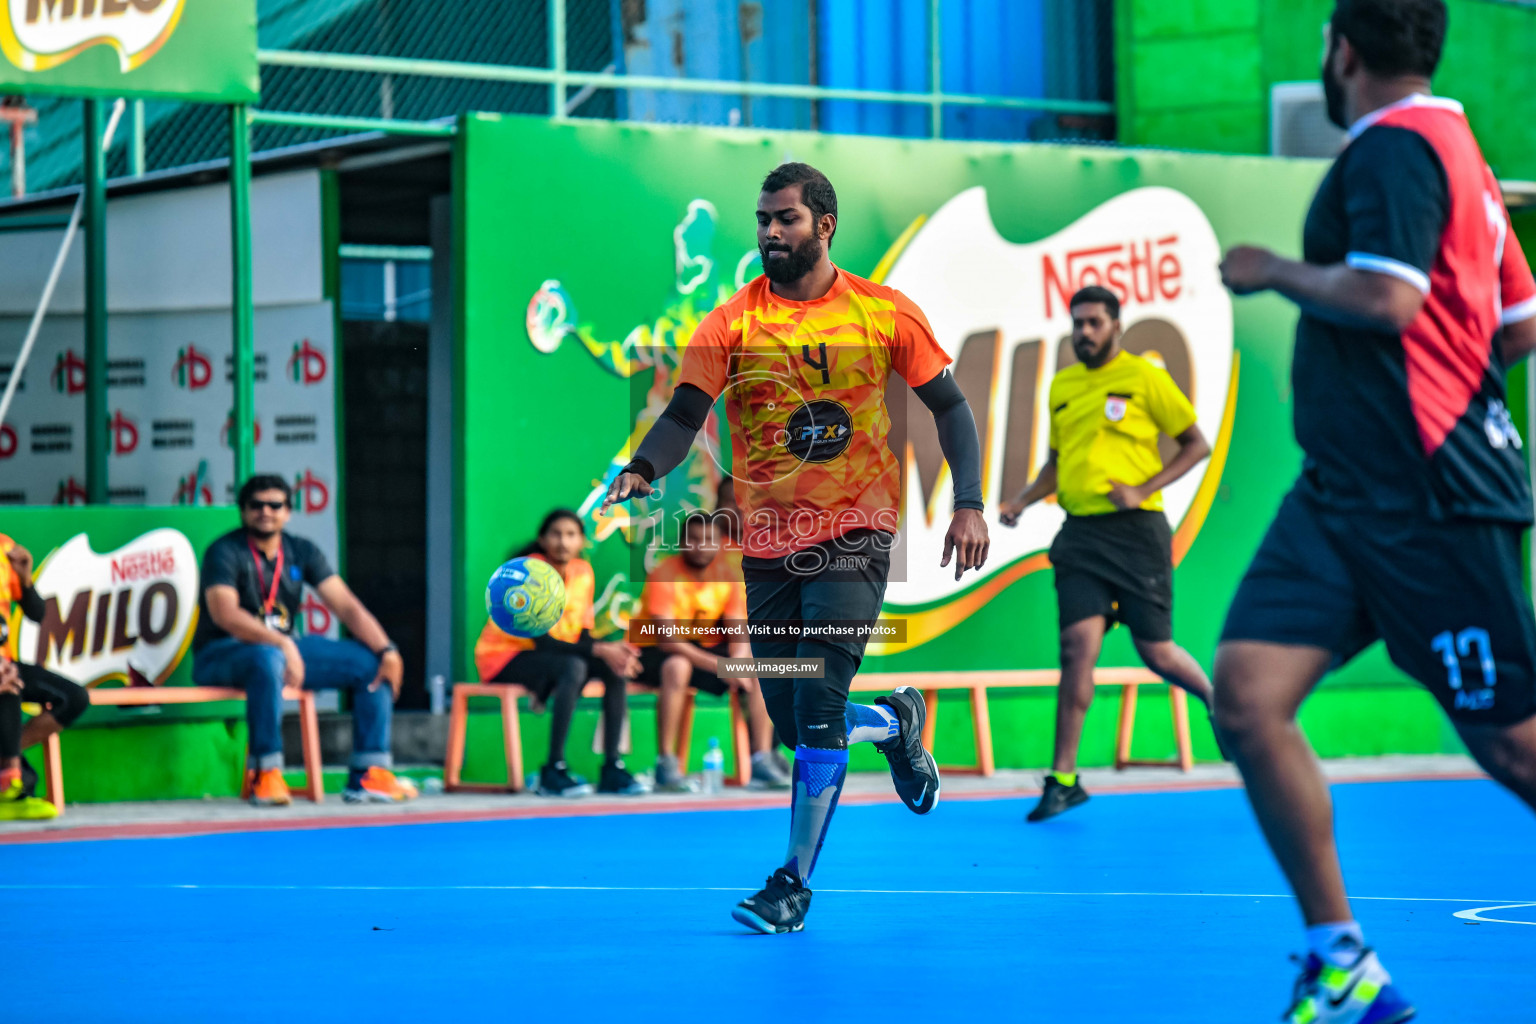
[636,642,732,696]
[1222,487,1536,726]
[1050,509,1173,642]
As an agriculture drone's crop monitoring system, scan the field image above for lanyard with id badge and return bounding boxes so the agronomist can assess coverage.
[249,539,292,634]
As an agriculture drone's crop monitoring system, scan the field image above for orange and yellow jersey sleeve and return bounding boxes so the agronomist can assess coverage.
[0,534,20,658]
[472,555,596,681]
[677,269,951,559]
[633,554,742,647]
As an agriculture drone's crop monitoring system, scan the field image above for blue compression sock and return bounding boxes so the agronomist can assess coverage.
[783,746,849,883]
[845,702,899,745]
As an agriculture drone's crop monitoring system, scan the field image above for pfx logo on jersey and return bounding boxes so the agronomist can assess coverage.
[219,409,261,448]
[293,470,328,513]
[51,349,84,394]
[287,339,327,385]
[172,460,212,505]
[53,476,86,505]
[1,0,187,74]
[108,408,138,455]
[0,423,15,459]
[171,344,211,391]
[18,529,198,688]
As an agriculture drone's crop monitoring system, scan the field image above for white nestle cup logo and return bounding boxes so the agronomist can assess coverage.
[3,0,186,74]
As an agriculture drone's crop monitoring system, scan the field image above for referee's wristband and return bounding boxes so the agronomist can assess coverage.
[374,643,399,658]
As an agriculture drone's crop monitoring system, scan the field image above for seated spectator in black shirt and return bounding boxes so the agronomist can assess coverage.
[193,474,417,807]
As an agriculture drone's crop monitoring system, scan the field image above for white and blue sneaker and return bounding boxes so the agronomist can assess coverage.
[874,685,940,814]
[1284,949,1415,1024]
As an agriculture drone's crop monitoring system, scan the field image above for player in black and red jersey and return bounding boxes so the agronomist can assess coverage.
[1217,2,1536,1020]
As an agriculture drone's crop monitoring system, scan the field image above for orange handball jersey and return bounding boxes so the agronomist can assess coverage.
[473,555,595,681]
[632,553,747,647]
[0,534,21,658]
[679,268,951,558]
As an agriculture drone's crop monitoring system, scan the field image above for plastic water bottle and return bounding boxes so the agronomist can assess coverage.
[702,737,725,794]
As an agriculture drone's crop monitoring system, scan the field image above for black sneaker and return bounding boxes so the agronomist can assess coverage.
[731,867,812,934]
[874,685,940,814]
[536,761,594,798]
[19,758,37,798]
[1027,775,1089,822]
[597,760,650,796]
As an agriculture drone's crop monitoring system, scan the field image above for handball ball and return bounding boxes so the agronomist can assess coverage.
[486,557,567,638]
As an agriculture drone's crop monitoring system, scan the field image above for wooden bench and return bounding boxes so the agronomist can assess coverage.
[847,668,1194,776]
[445,682,753,793]
[33,686,324,814]
[445,667,1195,791]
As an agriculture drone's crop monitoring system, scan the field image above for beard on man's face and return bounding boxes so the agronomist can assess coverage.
[1322,37,1348,130]
[760,234,824,284]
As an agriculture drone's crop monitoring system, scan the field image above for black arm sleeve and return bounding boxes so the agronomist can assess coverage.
[19,586,45,623]
[533,628,596,657]
[625,383,714,483]
[913,369,984,511]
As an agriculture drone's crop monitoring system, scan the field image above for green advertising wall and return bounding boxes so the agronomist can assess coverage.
[1116,0,1536,178]
[453,114,1466,772]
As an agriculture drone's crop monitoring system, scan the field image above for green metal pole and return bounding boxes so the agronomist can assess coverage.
[929,0,943,138]
[230,104,256,487]
[550,0,567,118]
[83,99,108,504]
[130,99,145,177]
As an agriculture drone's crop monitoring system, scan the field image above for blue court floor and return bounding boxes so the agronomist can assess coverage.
[6,778,1534,1023]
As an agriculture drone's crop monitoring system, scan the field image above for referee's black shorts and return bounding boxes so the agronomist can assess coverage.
[1221,486,1536,726]
[1049,509,1174,642]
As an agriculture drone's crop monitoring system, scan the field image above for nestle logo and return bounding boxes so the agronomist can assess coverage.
[110,547,175,585]
[1042,236,1183,318]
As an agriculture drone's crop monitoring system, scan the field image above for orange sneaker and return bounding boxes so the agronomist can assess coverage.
[249,768,292,807]
[344,767,419,804]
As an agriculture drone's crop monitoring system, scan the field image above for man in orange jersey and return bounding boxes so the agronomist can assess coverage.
[602,162,989,933]
[635,512,789,791]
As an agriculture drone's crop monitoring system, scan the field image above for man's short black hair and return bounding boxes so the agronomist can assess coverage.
[682,511,713,536]
[238,474,291,508]
[1070,285,1121,320]
[761,162,838,247]
[1332,0,1447,78]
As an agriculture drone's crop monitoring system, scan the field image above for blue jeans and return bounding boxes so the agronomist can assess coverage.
[193,636,393,772]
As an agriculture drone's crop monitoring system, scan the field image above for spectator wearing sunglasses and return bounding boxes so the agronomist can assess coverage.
[192,474,418,807]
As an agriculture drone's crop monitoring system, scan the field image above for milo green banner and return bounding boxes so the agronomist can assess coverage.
[0,0,257,103]
[3,506,238,690]
[454,114,1387,685]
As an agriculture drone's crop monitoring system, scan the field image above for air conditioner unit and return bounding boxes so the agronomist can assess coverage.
[1271,82,1347,158]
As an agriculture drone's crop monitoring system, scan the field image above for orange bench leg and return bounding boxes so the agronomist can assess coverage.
[297,692,324,803]
[920,689,939,753]
[729,689,752,787]
[1115,682,1139,770]
[444,685,470,790]
[502,691,524,792]
[970,686,995,776]
[677,691,697,770]
[42,731,64,814]
[1170,687,1194,772]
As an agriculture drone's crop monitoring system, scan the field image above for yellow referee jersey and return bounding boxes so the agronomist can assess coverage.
[1048,351,1196,516]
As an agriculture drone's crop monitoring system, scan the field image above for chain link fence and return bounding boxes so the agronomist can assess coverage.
[0,0,1114,196]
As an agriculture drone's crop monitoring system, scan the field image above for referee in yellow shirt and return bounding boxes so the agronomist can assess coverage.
[1001,285,1215,823]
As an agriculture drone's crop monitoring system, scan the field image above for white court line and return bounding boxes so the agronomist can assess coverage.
[0,883,1531,904]
[1452,903,1536,926]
